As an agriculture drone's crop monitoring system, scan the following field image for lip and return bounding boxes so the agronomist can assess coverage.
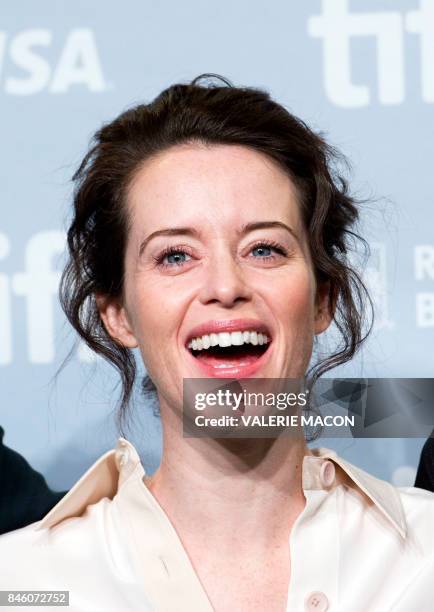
[185,344,273,378]
[185,318,272,345]
[184,318,274,379]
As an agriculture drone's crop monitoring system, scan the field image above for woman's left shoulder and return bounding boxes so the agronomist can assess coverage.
[395,485,434,542]
[397,483,434,505]
[396,484,434,510]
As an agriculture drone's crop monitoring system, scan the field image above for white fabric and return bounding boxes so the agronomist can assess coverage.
[0,438,433,611]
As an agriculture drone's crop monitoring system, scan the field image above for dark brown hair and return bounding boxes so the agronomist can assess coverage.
[60,74,373,418]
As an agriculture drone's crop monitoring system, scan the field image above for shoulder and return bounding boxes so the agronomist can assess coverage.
[0,441,152,612]
[398,482,434,505]
[387,489,434,611]
[0,500,112,587]
[0,440,144,593]
[396,484,434,543]
[0,500,100,575]
[320,448,434,550]
[0,497,148,612]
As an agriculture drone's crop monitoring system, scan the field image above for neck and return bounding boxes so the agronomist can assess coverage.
[144,399,310,557]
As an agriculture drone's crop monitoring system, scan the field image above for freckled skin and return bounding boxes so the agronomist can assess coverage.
[98,143,333,612]
[100,143,331,414]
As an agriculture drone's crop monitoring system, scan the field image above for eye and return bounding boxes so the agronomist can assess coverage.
[155,246,193,268]
[249,241,287,259]
[165,251,191,265]
[252,245,273,257]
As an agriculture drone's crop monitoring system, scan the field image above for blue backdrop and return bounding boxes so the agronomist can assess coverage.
[1,0,433,490]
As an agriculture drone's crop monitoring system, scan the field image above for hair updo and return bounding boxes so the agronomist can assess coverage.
[60,73,373,419]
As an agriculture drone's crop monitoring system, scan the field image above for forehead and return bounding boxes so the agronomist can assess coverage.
[126,143,302,234]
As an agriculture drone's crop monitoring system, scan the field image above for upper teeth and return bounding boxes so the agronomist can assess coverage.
[188,330,270,351]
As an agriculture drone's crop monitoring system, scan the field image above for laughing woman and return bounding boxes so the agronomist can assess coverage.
[0,76,433,612]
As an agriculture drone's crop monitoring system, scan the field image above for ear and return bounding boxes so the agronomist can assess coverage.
[96,295,138,348]
[314,280,334,335]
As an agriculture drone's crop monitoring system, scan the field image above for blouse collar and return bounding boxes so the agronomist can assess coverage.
[38,437,407,539]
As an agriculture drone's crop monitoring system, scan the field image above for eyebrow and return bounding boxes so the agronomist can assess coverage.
[139,228,200,256]
[138,221,299,256]
[241,221,299,242]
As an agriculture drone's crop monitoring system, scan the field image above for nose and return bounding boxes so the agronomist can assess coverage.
[198,248,252,308]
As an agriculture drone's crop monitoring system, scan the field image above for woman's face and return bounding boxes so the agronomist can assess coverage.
[100,144,331,408]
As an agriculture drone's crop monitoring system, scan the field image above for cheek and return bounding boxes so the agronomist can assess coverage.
[124,279,186,369]
[268,269,316,329]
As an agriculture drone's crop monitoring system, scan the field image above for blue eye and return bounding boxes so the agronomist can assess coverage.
[252,245,273,257]
[155,241,286,269]
[249,242,288,261]
[164,251,191,265]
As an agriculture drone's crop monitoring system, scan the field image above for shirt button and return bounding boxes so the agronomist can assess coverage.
[319,460,335,488]
[305,592,329,611]
[115,448,130,470]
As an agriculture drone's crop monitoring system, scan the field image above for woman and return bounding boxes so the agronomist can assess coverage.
[0,75,433,612]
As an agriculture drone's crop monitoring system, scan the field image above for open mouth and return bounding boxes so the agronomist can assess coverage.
[185,327,272,377]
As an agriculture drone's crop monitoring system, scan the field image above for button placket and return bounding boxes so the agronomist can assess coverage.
[286,457,339,611]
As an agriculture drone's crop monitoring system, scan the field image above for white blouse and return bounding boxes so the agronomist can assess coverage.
[0,438,433,611]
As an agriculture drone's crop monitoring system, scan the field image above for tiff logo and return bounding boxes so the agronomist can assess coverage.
[308,0,434,107]
[0,231,94,365]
